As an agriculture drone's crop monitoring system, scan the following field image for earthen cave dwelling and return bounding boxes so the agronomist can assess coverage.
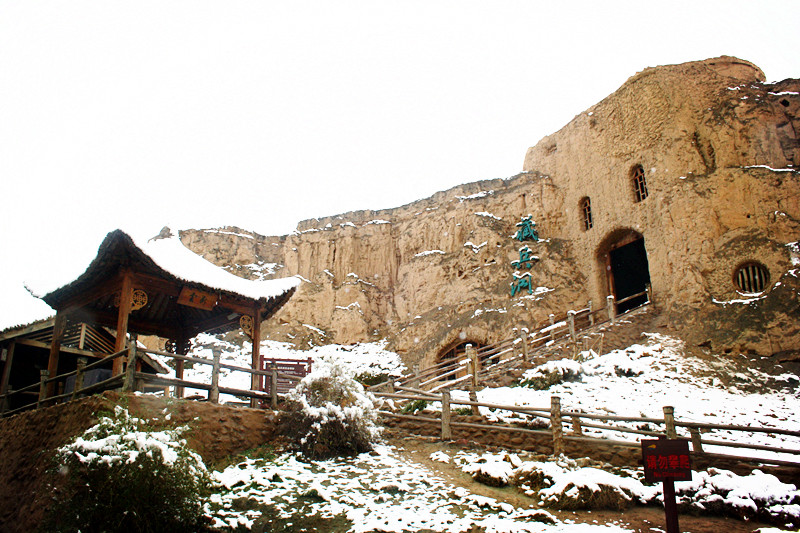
[178,56,800,370]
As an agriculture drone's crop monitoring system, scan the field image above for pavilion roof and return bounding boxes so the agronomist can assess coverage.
[24,229,300,339]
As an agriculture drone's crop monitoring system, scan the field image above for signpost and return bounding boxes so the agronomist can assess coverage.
[641,438,692,533]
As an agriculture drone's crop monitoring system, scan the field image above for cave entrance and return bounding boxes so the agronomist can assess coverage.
[437,340,484,381]
[600,229,651,315]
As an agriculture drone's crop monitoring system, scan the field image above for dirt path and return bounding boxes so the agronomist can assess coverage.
[388,433,781,533]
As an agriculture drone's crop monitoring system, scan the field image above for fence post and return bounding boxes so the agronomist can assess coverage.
[587,300,594,326]
[72,357,87,401]
[689,427,704,453]
[123,346,137,392]
[646,283,655,310]
[37,370,49,409]
[209,349,221,404]
[441,391,452,440]
[571,415,583,436]
[567,311,576,342]
[270,363,278,410]
[548,314,556,342]
[663,406,677,439]
[551,395,564,455]
[468,387,480,416]
[0,389,8,414]
[466,344,478,387]
[607,295,616,323]
[520,331,529,361]
[411,364,420,389]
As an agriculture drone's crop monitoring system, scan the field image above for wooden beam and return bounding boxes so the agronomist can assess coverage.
[132,272,182,297]
[250,308,262,408]
[113,271,133,375]
[186,312,240,338]
[174,334,189,399]
[46,312,67,397]
[218,294,261,316]
[15,338,112,359]
[1,341,16,395]
[69,307,181,341]
[57,273,124,313]
[0,317,56,343]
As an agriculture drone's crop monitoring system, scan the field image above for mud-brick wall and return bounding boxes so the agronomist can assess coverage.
[0,392,280,533]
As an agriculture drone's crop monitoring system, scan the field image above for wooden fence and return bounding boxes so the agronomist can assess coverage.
[375,388,800,468]
[377,287,653,394]
[0,342,308,417]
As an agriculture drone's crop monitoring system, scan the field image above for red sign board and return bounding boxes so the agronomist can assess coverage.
[641,439,692,482]
[260,357,313,395]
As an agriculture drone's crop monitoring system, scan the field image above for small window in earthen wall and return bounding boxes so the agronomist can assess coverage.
[734,262,769,294]
[580,197,593,231]
[631,164,648,202]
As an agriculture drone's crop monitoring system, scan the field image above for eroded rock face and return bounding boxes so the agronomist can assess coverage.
[181,56,800,363]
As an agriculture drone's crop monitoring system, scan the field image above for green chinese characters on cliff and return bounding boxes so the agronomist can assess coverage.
[513,215,539,242]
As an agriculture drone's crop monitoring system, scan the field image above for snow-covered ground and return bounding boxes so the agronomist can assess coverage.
[444,333,800,464]
[208,445,635,533]
[145,330,800,531]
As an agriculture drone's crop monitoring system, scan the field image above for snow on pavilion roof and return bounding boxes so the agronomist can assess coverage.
[1,229,301,337]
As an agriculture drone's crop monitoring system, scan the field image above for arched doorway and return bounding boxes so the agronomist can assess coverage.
[437,340,485,381]
[598,229,651,314]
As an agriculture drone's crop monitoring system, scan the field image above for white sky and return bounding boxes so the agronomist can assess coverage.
[1,0,798,324]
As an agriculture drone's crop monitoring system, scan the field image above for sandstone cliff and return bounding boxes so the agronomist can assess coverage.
[181,56,800,365]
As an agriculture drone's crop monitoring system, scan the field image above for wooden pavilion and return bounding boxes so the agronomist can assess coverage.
[0,229,299,407]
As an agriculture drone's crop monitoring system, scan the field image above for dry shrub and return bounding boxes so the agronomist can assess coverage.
[280,360,381,460]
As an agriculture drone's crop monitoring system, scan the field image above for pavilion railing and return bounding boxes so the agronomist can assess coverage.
[0,343,306,417]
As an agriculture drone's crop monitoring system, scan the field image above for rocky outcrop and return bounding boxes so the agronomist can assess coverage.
[181,57,800,364]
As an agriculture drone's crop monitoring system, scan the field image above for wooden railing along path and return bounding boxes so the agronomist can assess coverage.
[375,388,800,468]
[0,342,305,417]
[374,287,653,395]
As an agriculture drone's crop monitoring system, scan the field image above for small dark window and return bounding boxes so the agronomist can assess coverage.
[580,197,593,231]
[631,164,648,202]
[734,262,769,293]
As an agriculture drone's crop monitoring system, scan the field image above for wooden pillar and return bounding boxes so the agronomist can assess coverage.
[1,341,16,396]
[175,335,188,399]
[209,349,221,404]
[113,272,134,376]
[441,391,452,440]
[466,344,478,388]
[72,358,87,401]
[587,300,594,326]
[663,405,677,439]
[607,295,616,323]
[46,312,68,398]
[250,309,262,409]
[551,395,564,456]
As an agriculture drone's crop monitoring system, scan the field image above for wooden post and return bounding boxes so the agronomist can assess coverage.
[646,283,655,310]
[466,344,478,387]
[270,363,278,410]
[122,338,137,392]
[551,395,564,456]
[387,380,395,393]
[72,357,87,401]
[567,311,576,342]
[113,272,134,376]
[46,312,68,398]
[520,331,529,361]
[571,415,583,436]
[0,341,16,398]
[250,309,262,409]
[411,364,420,389]
[175,335,189,399]
[663,478,680,533]
[468,386,480,416]
[37,370,49,409]
[548,314,556,342]
[587,300,594,326]
[663,406,677,439]
[607,295,616,323]
[689,427,703,453]
[209,349,221,404]
[441,391,452,440]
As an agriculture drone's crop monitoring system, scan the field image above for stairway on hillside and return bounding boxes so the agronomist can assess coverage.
[480,305,665,388]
